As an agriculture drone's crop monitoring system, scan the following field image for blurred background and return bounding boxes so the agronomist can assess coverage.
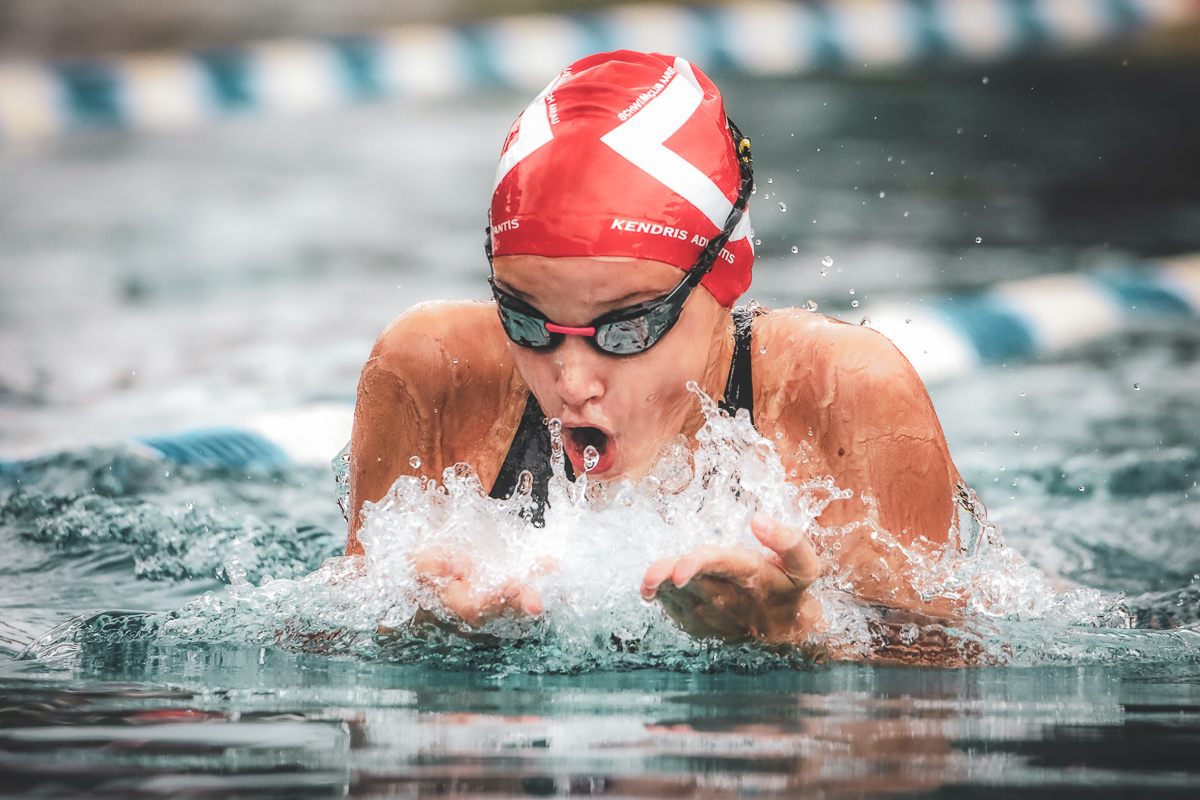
[0,0,1198,472]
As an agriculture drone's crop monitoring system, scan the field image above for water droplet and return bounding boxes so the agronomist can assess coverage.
[452,358,459,364]
[685,380,699,392]
[1013,430,1019,436]
[1020,391,1026,396]
[767,177,773,183]
[878,191,886,198]
[982,76,989,84]
[956,127,963,134]
[755,238,762,245]
[778,202,787,212]
[1079,486,1086,492]
[851,300,859,307]
[821,256,833,268]
[905,318,912,324]
[583,445,599,473]
[548,418,562,437]
[409,456,421,468]
[791,245,798,254]
[975,237,982,244]
[819,267,829,277]
[759,346,767,354]
[805,300,819,312]
[1133,383,1140,390]
[848,288,855,295]
[859,316,870,326]
[887,155,893,162]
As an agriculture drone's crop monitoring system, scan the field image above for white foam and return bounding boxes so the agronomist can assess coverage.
[160,388,1126,667]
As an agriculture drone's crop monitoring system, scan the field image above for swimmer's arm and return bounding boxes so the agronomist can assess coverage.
[344,301,525,558]
[805,325,963,609]
[345,313,446,555]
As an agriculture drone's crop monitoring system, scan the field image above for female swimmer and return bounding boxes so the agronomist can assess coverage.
[346,51,969,645]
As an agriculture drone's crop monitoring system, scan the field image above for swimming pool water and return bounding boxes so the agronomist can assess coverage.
[2,56,1199,796]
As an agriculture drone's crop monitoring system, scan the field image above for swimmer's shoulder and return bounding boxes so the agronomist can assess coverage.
[363,300,523,407]
[752,306,927,416]
[755,306,917,376]
[370,299,513,375]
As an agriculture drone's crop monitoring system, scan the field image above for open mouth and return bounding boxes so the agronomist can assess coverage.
[562,425,615,475]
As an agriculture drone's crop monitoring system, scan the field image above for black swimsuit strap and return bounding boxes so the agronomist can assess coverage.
[718,305,755,419]
[487,392,573,524]
[489,305,755,521]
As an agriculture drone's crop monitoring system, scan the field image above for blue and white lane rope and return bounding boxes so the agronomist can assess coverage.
[99,255,1200,470]
[0,258,1195,471]
[1,0,1197,143]
[862,253,1200,382]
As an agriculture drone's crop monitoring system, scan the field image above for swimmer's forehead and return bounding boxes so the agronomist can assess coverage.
[492,255,683,308]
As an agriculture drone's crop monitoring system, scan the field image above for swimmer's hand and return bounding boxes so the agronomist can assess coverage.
[409,547,543,631]
[640,512,824,643]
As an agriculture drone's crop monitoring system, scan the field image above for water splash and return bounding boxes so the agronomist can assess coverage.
[8,405,1180,672]
[102,388,1142,671]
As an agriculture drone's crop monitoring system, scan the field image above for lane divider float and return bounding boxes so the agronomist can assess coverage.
[862,252,1200,381]
[100,253,1200,470]
[1,0,1197,143]
[0,259,1195,471]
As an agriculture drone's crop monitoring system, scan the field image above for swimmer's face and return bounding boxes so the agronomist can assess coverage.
[492,255,730,481]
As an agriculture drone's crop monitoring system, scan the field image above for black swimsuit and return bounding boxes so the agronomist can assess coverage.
[488,306,756,522]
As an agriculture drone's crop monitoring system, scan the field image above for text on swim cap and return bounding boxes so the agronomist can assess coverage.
[610,219,688,240]
[609,219,736,264]
[493,218,520,234]
[616,66,677,122]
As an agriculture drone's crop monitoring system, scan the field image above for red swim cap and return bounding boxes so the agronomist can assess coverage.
[489,50,753,308]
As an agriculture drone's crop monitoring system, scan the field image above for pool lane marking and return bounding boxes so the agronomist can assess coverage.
[859,257,1200,381]
[3,0,1199,143]
[111,259,1200,469]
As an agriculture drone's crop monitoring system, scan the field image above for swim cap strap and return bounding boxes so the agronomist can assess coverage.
[685,116,754,287]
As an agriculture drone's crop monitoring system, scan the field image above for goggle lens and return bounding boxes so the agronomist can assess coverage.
[500,307,555,348]
[594,311,667,355]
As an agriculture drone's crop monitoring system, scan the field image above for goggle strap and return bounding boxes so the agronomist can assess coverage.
[687,122,754,287]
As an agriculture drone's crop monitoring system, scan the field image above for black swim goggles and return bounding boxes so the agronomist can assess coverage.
[485,118,754,356]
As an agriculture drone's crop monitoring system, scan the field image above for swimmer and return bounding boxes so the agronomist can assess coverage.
[347,51,969,647]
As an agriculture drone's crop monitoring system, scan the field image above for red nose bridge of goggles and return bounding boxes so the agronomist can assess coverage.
[544,323,596,336]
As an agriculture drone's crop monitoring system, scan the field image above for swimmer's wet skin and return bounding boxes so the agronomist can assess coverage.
[344,51,975,663]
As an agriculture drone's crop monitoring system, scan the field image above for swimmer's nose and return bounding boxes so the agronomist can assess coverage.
[554,336,605,408]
